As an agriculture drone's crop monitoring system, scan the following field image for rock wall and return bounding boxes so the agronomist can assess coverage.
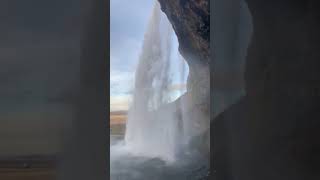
[213,0,320,179]
[158,0,210,139]
[157,0,210,156]
[158,0,209,64]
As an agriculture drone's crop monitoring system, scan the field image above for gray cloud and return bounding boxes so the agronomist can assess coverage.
[110,0,155,71]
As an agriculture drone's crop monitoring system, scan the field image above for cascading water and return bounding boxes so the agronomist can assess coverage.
[124,1,183,162]
[110,2,210,179]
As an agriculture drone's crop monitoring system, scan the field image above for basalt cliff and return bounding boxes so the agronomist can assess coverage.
[158,0,210,154]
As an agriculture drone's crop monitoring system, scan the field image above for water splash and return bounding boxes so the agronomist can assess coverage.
[124,2,183,162]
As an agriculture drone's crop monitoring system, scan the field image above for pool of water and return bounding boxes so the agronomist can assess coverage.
[110,136,209,180]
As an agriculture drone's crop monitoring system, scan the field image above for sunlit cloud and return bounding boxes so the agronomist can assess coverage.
[110,95,132,112]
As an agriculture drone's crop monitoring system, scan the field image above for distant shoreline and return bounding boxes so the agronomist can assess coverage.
[110,110,127,116]
[110,111,127,135]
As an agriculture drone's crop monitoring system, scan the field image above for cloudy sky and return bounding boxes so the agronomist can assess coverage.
[110,0,188,112]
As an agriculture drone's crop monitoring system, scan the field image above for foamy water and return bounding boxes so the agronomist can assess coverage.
[110,136,209,180]
[110,1,208,179]
[123,1,184,162]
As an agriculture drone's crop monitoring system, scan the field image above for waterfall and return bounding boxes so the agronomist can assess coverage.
[124,2,183,162]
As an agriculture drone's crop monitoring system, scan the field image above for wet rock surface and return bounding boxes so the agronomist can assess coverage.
[158,0,209,64]
[158,0,210,150]
[213,0,320,179]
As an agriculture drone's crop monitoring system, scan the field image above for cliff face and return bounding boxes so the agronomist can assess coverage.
[158,0,210,111]
[158,0,210,156]
[158,0,210,109]
[158,0,209,64]
[213,1,320,179]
